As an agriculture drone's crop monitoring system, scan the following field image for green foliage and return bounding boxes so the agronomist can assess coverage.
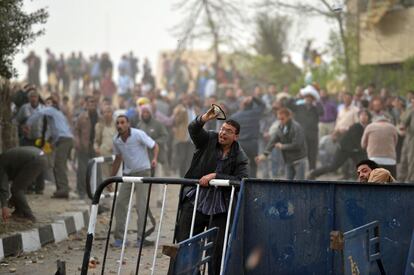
[253,13,291,62]
[0,0,48,79]
[236,54,301,90]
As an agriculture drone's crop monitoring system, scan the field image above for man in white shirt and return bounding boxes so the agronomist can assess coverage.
[111,115,159,248]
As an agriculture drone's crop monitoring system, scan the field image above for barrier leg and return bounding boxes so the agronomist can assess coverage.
[117,182,135,275]
[80,203,99,275]
[134,183,153,275]
[91,161,97,196]
[100,182,119,275]
[203,187,218,275]
[190,184,200,238]
[220,186,235,275]
[150,184,168,275]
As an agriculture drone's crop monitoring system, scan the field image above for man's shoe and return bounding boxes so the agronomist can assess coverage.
[307,170,316,180]
[51,191,69,199]
[135,239,154,248]
[11,212,36,223]
[156,200,163,208]
[111,239,129,248]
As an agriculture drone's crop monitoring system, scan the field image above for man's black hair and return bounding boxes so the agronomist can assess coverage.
[224,119,240,134]
[358,108,372,122]
[356,159,379,170]
[116,114,130,122]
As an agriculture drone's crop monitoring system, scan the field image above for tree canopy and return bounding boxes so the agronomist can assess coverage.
[0,0,48,79]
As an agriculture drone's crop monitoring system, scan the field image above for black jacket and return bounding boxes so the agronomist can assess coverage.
[339,122,366,154]
[264,119,307,164]
[230,97,265,143]
[184,116,249,180]
[288,100,324,136]
[182,116,249,210]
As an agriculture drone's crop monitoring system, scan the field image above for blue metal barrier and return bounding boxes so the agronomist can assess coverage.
[169,227,219,275]
[405,230,414,275]
[343,220,386,275]
[224,179,414,275]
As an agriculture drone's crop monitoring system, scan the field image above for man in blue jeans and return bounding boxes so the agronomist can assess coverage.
[256,107,308,180]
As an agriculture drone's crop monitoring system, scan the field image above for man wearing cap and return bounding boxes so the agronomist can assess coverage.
[174,107,249,275]
[137,105,169,205]
[361,115,398,177]
[288,85,324,170]
[0,147,47,222]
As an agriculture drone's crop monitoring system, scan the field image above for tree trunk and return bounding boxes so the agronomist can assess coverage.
[0,79,16,152]
[337,13,353,93]
[203,0,221,72]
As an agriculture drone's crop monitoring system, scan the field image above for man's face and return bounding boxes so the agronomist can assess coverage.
[372,99,382,112]
[87,99,97,112]
[304,95,314,105]
[268,85,276,94]
[141,109,151,122]
[277,113,290,126]
[103,108,113,121]
[359,112,369,125]
[45,99,53,107]
[29,94,39,107]
[225,89,234,99]
[116,117,129,135]
[218,123,238,146]
[182,95,192,107]
[357,164,372,182]
[343,94,352,106]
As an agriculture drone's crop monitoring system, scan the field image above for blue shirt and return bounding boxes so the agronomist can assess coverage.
[113,128,155,174]
[26,106,73,143]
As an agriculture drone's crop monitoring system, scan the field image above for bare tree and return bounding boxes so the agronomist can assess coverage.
[172,0,246,67]
[254,12,292,62]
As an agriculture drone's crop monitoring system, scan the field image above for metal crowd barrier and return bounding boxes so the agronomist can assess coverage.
[223,179,414,274]
[85,156,156,238]
[85,156,119,200]
[80,176,239,275]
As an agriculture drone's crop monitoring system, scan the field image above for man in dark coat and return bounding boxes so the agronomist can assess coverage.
[175,107,249,275]
[288,94,324,170]
[230,95,265,177]
[0,146,47,222]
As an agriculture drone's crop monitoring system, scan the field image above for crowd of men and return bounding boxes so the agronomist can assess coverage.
[1,50,414,254]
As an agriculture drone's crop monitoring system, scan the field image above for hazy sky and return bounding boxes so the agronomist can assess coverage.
[13,0,334,82]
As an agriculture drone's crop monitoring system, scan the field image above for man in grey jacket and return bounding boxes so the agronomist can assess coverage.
[256,107,308,180]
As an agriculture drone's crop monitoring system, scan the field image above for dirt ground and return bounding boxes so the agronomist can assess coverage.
[0,166,90,238]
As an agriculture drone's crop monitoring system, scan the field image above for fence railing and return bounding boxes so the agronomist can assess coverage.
[80,176,240,275]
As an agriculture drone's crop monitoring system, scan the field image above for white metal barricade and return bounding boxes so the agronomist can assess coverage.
[81,176,239,275]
